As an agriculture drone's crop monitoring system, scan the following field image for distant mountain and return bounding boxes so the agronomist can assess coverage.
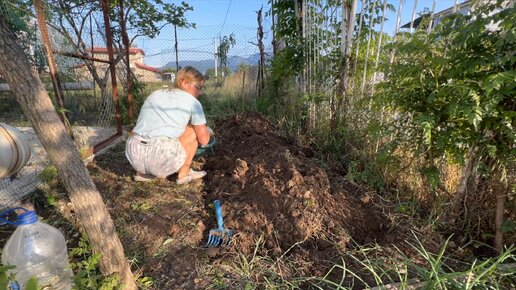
[161,53,266,73]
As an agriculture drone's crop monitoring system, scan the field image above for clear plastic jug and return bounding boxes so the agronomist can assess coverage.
[1,208,73,290]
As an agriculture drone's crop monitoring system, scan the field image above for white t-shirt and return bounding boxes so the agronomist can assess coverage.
[133,89,206,138]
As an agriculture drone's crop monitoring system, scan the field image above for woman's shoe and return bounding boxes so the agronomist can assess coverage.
[176,169,206,184]
[134,173,155,182]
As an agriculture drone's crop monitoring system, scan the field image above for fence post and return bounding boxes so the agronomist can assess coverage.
[100,0,123,135]
[33,0,72,137]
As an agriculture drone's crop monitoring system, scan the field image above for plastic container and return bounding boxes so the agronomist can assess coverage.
[0,123,31,179]
[1,208,73,290]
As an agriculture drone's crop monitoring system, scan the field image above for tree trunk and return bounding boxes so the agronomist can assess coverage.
[493,171,507,253]
[119,0,134,127]
[0,16,137,290]
[453,145,479,210]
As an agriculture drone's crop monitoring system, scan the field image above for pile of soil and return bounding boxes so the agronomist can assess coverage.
[203,112,387,272]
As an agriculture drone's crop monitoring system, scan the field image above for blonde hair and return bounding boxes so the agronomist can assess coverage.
[175,66,205,90]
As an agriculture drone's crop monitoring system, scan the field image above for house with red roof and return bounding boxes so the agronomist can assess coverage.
[74,47,163,83]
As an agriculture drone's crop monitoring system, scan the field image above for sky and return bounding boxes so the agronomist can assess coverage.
[140,0,272,67]
[139,0,466,68]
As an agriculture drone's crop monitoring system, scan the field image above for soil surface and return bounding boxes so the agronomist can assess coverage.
[92,112,397,289]
[3,112,430,289]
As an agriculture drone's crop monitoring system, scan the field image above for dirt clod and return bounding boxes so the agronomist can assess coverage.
[205,247,220,258]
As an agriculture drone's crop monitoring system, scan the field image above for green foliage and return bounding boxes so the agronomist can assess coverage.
[315,237,516,289]
[0,265,16,290]
[268,0,304,82]
[0,265,39,290]
[269,45,303,83]
[217,33,236,69]
[0,0,41,68]
[163,1,195,29]
[39,165,59,184]
[25,277,38,290]
[108,0,195,39]
[137,276,154,288]
[70,236,121,290]
[347,160,385,190]
[119,76,147,126]
[377,2,516,176]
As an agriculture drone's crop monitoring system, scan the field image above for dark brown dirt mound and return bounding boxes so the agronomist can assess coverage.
[204,112,387,260]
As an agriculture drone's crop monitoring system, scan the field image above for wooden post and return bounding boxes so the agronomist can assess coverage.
[119,0,134,127]
[256,8,266,97]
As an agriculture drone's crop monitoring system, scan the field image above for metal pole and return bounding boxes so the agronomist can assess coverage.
[100,0,123,134]
[410,0,419,33]
[353,0,366,76]
[370,0,388,102]
[345,0,358,57]
[389,0,404,64]
[427,0,437,35]
[340,1,348,55]
[33,0,71,135]
[360,0,377,95]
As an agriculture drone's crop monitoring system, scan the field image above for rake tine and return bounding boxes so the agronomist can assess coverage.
[223,232,233,246]
[206,200,234,248]
[207,234,217,247]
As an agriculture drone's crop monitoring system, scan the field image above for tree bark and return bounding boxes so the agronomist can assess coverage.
[119,0,134,127]
[453,145,479,211]
[493,172,507,253]
[0,16,136,290]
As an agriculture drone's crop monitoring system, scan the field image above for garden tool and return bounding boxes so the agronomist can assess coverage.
[194,136,216,159]
[206,200,234,247]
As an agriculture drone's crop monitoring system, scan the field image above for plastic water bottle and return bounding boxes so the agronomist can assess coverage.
[1,208,74,290]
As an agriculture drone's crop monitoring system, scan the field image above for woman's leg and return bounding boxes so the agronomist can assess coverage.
[178,125,198,179]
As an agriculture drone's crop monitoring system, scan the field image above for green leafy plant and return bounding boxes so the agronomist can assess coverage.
[70,236,121,289]
[376,1,515,244]
[217,33,236,70]
[39,165,58,184]
[378,2,515,180]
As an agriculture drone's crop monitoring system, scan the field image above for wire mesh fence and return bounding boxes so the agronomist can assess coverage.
[298,0,474,131]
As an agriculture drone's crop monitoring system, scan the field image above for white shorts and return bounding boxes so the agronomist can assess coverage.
[125,134,186,178]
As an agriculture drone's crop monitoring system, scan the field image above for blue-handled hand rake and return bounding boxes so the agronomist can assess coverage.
[206,200,234,247]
